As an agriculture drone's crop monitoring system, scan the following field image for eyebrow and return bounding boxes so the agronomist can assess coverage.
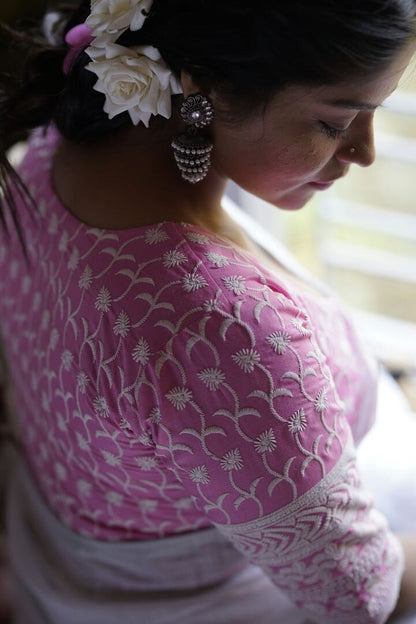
[324,99,378,111]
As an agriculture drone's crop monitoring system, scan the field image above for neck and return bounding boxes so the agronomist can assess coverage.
[53,120,229,232]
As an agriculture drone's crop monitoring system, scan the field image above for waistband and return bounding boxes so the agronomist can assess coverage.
[9,459,246,594]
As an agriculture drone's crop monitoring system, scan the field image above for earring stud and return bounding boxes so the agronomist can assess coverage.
[180,94,214,129]
[171,93,214,184]
[349,147,356,154]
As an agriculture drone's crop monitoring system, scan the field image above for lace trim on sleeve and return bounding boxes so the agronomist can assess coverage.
[216,438,403,624]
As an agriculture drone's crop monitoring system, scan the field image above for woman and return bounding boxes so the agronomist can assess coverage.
[0,1,416,622]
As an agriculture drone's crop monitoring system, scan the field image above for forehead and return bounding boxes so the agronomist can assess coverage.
[274,43,415,112]
[323,52,413,105]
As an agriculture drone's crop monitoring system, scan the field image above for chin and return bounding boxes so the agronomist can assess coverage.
[269,191,314,211]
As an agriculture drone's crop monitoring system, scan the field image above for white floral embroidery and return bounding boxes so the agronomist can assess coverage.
[33,292,41,311]
[48,213,58,234]
[113,310,131,337]
[59,231,69,252]
[189,465,210,484]
[95,286,112,312]
[76,432,90,450]
[57,413,68,432]
[163,250,187,268]
[67,247,80,270]
[205,251,230,267]
[144,227,169,245]
[55,462,67,481]
[182,271,208,292]
[166,386,193,410]
[41,391,49,412]
[76,479,92,496]
[119,417,133,431]
[76,371,89,393]
[291,316,311,336]
[61,349,74,371]
[218,445,400,624]
[42,310,51,331]
[2,147,389,616]
[93,395,110,417]
[106,491,123,506]
[186,232,210,245]
[203,298,221,312]
[197,367,225,391]
[174,498,194,510]
[222,275,246,295]
[101,449,121,466]
[79,265,93,290]
[135,456,158,471]
[267,331,291,355]
[49,328,59,350]
[22,275,32,294]
[288,408,308,433]
[138,431,154,447]
[139,499,158,512]
[221,449,244,471]
[148,407,161,424]
[232,348,261,373]
[315,388,329,413]
[132,337,150,364]
[254,429,277,454]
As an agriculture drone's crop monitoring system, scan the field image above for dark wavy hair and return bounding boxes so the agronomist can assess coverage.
[0,0,416,241]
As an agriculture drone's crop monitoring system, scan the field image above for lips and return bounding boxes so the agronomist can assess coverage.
[309,170,348,191]
[308,181,335,190]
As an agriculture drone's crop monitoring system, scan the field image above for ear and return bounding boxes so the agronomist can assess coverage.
[180,71,204,98]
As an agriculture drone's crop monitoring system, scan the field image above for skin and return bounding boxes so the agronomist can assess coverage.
[54,44,414,236]
[205,45,414,211]
[392,534,416,618]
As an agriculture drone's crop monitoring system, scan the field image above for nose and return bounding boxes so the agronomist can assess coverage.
[336,112,376,168]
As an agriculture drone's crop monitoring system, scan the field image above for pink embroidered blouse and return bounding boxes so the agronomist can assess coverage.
[0,128,403,623]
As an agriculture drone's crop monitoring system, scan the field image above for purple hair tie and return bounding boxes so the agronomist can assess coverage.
[63,24,93,75]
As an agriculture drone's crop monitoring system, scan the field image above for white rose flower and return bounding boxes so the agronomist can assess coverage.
[87,43,182,126]
[86,0,153,36]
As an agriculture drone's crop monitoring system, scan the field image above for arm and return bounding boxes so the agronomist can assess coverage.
[388,535,416,621]
[148,288,403,624]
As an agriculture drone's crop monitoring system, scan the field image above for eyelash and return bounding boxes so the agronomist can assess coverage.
[319,121,349,140]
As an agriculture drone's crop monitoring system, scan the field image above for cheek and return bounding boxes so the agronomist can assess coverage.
[213,135,327,188]
[286,135,329,174]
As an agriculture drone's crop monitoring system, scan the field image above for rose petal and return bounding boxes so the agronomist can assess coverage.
[84,0,181,126]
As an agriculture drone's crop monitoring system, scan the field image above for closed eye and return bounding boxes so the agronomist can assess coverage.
[319,121,349,140]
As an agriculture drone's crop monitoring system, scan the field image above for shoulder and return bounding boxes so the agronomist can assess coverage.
[139,221,298,315]
[116,221,327,388]
[114,221,313,356]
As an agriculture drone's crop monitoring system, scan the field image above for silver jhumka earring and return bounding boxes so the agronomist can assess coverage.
[171,94,214,184]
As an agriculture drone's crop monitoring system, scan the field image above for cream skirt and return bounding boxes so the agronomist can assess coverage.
[7,460,308,624]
